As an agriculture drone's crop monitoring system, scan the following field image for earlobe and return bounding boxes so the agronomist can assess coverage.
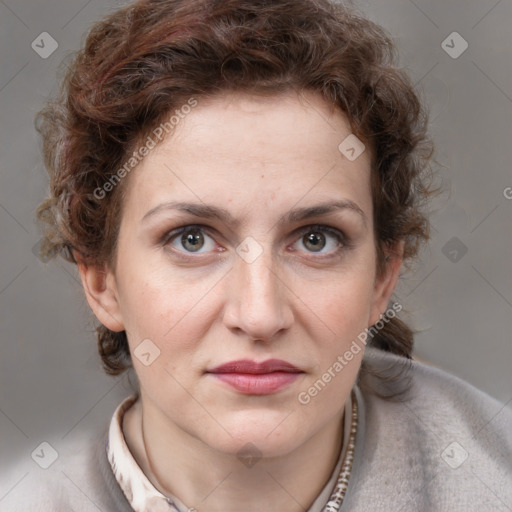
[369,241,404,326]
[76,257,125,332]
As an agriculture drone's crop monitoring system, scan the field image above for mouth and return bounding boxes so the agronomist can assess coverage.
[206,359,304,395]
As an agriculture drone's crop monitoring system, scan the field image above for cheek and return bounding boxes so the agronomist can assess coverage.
[302,268,376,339]
[114,252,221,353]
[116,274,209,396]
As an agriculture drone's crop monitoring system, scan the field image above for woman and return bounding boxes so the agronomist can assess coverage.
[25,0,511,510]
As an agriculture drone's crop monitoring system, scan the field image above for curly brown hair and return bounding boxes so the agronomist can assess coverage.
[36,0,436,376]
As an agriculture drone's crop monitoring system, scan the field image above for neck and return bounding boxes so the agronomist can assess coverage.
[123,395,345,512]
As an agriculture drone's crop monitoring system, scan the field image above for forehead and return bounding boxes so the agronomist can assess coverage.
[122,90,373,224]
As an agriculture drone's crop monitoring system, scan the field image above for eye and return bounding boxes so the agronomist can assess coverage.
[291,225,345,255]
[165,226,217,254]
[161,224,348,259]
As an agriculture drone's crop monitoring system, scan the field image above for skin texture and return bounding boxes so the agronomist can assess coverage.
[78,90,403,511]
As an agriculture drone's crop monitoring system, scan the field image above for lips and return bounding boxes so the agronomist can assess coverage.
[207,359,303,395]
[209,359,302,374]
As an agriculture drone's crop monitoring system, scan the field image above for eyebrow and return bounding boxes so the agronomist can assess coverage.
[142,199,368,229]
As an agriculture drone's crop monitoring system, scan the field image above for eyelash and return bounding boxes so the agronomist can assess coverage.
[160,223,350,261]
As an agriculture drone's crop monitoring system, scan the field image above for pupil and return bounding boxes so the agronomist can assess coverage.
[305,232,325,252]
[183,231,204,251]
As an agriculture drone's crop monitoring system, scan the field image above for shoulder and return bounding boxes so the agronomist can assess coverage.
[361,347,512,445]
[3,408,133,511]
[343,347,512,510]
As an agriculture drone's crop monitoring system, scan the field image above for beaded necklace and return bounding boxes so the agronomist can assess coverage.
[322,389,358,511]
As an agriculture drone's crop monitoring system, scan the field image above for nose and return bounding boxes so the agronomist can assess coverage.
[222,248,294,342]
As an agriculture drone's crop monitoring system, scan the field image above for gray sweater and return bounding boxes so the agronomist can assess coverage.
[4,348,512,511]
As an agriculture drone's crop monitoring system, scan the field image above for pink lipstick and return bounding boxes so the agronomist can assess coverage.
[207,359,303,395]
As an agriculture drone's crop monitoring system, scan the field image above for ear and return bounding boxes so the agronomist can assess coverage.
[75,254,125,332]
[368,240,404,326]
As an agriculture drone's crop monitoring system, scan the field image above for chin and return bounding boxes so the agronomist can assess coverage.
[203,411,307,459]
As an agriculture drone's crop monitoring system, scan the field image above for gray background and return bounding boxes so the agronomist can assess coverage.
[1,0,511,504]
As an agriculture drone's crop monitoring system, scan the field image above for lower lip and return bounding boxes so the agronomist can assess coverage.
[209,372,302,395]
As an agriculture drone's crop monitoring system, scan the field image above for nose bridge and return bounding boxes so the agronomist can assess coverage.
[242,250,278,302]
[228,239,292,339]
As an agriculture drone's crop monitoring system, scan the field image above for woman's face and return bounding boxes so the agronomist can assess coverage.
[83,90,400,457]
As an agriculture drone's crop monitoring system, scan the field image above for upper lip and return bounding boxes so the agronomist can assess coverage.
[208,359,302,374]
